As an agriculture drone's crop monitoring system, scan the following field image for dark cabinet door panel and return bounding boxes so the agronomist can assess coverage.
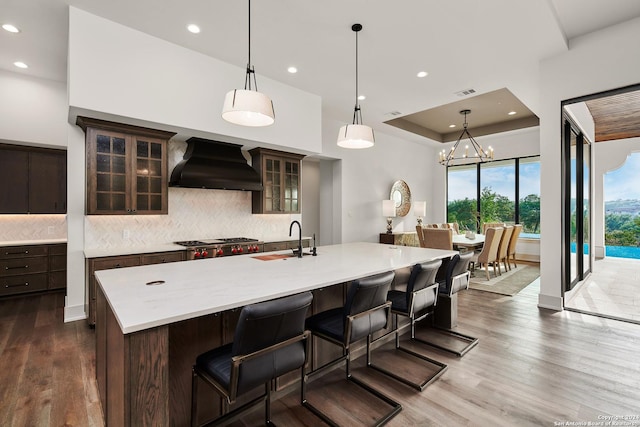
[0,145,66,214]
[0,149,29,213]
[29,151,67,214]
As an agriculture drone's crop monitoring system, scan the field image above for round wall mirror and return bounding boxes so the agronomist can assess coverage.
[390,180,411,217]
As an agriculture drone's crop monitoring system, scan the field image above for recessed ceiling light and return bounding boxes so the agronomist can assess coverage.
[287,66,297,74]
[508,111,517,115]
[2,24,20,33]
[187,24,200,34]
[449,124,456,128]
[13,61,28,69]
[358,95,366,100]
[416,71,428,78]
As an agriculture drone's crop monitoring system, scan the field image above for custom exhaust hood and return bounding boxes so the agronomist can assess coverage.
[169,137,263,191]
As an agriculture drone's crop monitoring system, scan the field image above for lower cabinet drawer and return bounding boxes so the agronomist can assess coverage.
[141,252,185,265]
[0,245,48,259]
[1,273,48,296]
[263,242,289,252]
[93,256,141,271]
[0,256,48,277]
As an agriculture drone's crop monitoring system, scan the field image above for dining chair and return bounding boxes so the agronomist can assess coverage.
[471,227,504,280]
[444,222,460,234]
[496,225,514,274]
[482,222,505,234]
[190,292,313,427]
[416,226,453,250]
[507,224,523,270]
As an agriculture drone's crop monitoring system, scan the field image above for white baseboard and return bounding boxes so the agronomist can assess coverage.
[538,294,563,311]
[64,303,87,323]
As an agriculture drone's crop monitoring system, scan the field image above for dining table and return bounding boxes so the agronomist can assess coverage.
[452,233,485,251]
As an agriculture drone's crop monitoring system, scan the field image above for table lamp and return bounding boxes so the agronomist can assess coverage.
[413,201,426,225]
[382,200,396,233]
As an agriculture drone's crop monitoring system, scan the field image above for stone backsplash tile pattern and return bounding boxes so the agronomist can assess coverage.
[0,215,67,241]
[84,187,294,249]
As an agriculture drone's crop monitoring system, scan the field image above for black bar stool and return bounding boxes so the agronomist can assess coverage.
[303,271,402,427]
[428,251,479,357]
[370,259,448,391]
[191,292,313,427]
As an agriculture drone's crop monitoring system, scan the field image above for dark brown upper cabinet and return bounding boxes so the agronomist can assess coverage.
[0,144,66,214]
[250,148,304,214]
[77,117,176,215]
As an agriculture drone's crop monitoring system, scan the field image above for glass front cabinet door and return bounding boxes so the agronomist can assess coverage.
[250,148,304,214]
[78,117,175,215]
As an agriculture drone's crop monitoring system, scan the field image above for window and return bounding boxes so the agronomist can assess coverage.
[518,157,541,236]
[447,156,540,237]
[447,164,478,231]
[480,159,516,226]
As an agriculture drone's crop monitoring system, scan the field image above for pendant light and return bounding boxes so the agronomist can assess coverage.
[222,0,275,127]
[337,24,375,149]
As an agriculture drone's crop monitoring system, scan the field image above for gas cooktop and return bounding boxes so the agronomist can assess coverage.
[174,237,260,247]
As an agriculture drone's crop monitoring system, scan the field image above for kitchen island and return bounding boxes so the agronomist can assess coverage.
[95,242,457,426]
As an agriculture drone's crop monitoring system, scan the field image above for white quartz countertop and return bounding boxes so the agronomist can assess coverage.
[96,242,457,334]
[1,238,67,247]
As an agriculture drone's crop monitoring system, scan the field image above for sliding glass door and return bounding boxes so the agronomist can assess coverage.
[563,116,591,291]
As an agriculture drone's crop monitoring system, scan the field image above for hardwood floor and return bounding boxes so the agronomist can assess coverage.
[2,281,640,426]
[0,292,102,427]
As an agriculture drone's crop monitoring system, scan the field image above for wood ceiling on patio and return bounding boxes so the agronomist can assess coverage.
[585,90,640,142]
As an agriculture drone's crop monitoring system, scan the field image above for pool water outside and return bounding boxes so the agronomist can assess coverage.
[570,242,640,260]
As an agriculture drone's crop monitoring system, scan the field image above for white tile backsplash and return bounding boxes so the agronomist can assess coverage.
[0,215,67,242]
[84,187,294,250]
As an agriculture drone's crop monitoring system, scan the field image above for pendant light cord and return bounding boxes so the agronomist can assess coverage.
[352,24,363,125]
[245,0,257,91]
[355,27,359,111]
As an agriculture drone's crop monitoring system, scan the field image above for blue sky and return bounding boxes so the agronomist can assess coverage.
[448,161,540,201]
[604,152,640,201]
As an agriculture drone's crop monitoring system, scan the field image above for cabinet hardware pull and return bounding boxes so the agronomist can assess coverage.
[5,250,29,255]
[5,265,28,270]
[5,282,29,288]
[115,264,121,268]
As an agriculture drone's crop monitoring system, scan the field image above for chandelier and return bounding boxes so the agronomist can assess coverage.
[438,109,493,166]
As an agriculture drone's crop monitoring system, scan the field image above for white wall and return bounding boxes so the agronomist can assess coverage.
[0,70,67,148]
[539,16,640,310]
[67,7,321,154]
[320,118,436,244]
[301,159,321,241]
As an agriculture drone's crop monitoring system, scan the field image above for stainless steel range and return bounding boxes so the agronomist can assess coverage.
[174,237,264,260]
